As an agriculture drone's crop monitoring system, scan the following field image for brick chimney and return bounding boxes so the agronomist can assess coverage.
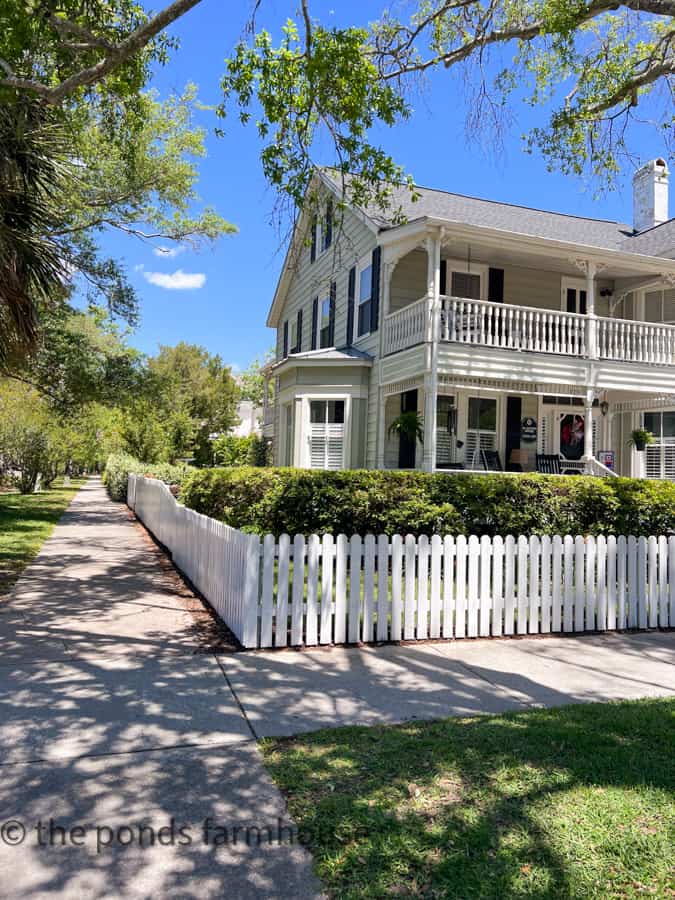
[632,158,669,233]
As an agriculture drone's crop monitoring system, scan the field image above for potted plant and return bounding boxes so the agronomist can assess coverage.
[388,411,424,444]
[628,428,655,452]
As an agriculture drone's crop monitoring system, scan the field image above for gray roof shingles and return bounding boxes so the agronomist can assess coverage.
[324,172,675,260]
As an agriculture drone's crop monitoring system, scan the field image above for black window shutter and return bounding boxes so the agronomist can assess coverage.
[311,297,318,350]
[440,260,447,296]
[296,309,303,351]
[346,266,356,345]
[328,281,336,346]
[283,321,288,357]
[310,217,317,263]
[488,267,504,303]
[324,201,333,250]
[370,246,381,333]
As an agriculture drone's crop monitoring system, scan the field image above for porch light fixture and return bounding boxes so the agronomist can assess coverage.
[600,401,609,417]
[599,288,613,298]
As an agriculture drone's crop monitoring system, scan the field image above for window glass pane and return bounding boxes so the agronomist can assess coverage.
[310,401,326,423]
[468,398,496,431]
[644,412,661,437]
[290,321,297,348]
[662,412,675,437]
[359,266,372,303]
[327,400,344,424]
[321,297,330,327]
[451,271,480,300]
[358,300,371,336]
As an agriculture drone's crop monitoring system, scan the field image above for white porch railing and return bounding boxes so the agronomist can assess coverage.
[382,296,429,355]
[441,296,587,356]
[598,316,675,365]
[383,294,675,365]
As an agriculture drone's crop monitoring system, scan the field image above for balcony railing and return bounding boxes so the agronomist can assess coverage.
[382,295,675,366]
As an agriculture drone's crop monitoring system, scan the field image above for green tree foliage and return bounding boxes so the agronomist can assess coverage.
[1,3,232,367]
[237,351,275,407]
[222,1,675,199]
[145,342,240,464]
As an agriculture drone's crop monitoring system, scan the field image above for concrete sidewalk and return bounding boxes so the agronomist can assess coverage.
[2,479,674,898]
[0,479,321,900]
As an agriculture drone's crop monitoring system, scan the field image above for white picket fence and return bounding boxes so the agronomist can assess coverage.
[127,474,675,650]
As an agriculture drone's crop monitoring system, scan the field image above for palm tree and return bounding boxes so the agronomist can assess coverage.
[0,99,70,367]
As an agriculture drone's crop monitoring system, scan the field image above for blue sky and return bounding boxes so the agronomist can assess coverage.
[98,1,668,372]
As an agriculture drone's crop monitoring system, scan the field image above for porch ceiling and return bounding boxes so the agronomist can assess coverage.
[438,236,666,281]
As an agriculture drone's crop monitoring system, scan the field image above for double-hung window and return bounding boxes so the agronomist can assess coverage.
[308,400,345,469]
[357,262,373,338]
[320,296,331,348]
[644,411,675,480]
[289,318,299,354]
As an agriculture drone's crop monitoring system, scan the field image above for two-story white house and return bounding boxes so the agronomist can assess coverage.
[263,160,675,479]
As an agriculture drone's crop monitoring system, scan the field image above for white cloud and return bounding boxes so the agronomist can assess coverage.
[133,263,145,272]
[143,268,206,290]
[153,244,186,259]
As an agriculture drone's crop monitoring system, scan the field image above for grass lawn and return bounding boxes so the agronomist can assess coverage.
[262,698,675,899]
[0,478,85,598]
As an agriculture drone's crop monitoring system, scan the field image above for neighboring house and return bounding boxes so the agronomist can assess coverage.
[265,160,675,479]
[232,400,262,438]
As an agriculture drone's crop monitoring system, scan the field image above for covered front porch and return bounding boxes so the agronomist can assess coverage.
[378,376,675,479]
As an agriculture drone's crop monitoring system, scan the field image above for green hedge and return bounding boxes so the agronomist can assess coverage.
[103,453,190,502]
[178,467,675,537]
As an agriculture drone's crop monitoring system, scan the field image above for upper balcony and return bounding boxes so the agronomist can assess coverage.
[383,295,675,366]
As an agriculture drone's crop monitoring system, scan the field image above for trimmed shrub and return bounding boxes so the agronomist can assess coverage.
[103,453,189,502]
[179,467,675,537]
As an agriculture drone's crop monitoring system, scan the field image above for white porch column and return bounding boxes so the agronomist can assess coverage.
[583,388,595,468]
[585,260,598,359]
[422,231,442,471]
[376,384,386,470]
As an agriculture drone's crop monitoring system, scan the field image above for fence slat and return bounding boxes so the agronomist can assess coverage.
[637,536,648,629]
[377,535,390,641]
[276,534,290,647]
[528,536,540,634]
[320,534,334,645]
[291,535,305,645]
[404,535,417,640]
[563,535,574,632]
[585,536,596,632]
[479,535,492,637]
[391,535,403,641]
[596,535,607,632]
[334,535,348,643]
[541,536,551,634]
[574,536,585,632]
[552,536,562,632]
[669,536,675,628]
[648,535,658,629]
[503,535,515,636]
[348,535,362,643]
[442,536,455,638]
[363,535,376,643]
[627,536,638,629]
[658,536,668,628]
[606,536,616,632]
[417,535,430,640]
[430,535,442,639]
[242,535,260,649]
[517,536,528,635]
[492,535,504,637]
[617,535,627,629]
[260,534,276,648]
[467,536,480,638]
[305,535,320,646]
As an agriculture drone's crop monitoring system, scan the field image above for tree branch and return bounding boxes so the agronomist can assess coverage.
[0,0,204,104]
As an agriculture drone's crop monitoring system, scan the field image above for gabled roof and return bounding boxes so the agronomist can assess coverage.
[322,170,675,260]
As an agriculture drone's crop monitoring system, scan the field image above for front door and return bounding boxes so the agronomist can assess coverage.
[398,389,418,469]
